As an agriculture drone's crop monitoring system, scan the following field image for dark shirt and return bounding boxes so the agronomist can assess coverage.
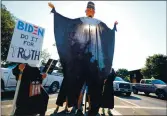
[12,64,43,107]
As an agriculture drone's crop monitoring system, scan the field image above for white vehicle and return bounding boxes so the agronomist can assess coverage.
[113,77,132,96]
[43,70,63,93]
[1,68,16,92]
[1,68,64,93]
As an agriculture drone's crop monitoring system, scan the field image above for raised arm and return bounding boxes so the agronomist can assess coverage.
[48,2,74,21]
[113,21,118,31]
[48,2,55,9]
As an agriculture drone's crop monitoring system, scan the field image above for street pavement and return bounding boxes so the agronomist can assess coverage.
[1,91,167,116]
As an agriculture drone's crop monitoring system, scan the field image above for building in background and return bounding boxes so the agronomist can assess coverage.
[129,69,143,83]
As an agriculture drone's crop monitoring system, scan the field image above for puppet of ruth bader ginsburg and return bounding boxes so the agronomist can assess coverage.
[48,1,118,116]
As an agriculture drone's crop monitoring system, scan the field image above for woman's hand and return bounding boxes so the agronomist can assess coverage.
[19,64,25,71]
[42,73,47,79]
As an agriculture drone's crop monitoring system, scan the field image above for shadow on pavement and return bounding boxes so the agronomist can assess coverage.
[137,93,158,99]
[114,93,141,100]
[49,111,102,116]
[1,89,59,101]
[134,93,166,101]
[118,95,141,100]
[49,110,75,116]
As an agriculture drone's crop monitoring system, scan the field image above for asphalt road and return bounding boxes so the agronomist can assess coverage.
[114,93,167,115]
[1,91,167,116]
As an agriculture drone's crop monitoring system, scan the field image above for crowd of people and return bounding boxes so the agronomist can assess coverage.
[12,63,116,116]
[12,1,118,116]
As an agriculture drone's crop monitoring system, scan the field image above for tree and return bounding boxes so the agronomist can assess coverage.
[140,67,151,79]
[1,4,16,64]
[116,68,129,79]
[40,49,51,66]
[141,54,167,83]
[124,76,131,82]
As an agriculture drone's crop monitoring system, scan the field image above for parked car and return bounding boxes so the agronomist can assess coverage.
[43,70,63,93]
[1,68,63,93]
[132,79,167,99]
[113,77,132,96]
[1,68,16,92]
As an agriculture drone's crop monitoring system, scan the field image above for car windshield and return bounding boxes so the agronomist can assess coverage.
[152,80,166,85]
[114,77,125,82]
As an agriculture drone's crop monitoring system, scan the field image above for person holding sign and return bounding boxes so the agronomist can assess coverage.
[5,14,46,116]
[12,63,49,116]
[49,1,118,115]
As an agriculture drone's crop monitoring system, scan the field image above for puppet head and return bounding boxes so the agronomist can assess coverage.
[85,1,95,18]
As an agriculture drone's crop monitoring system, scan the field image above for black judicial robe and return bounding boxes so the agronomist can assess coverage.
[12,64,49,115]
[101,68,116,109]
[51,8,116,107]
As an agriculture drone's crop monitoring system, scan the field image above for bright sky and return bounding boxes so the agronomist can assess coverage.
[2,1,166,71]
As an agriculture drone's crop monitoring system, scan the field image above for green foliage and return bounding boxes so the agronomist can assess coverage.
[116,68,129,79]
[141,67,151,79]
[151,77,155,79]
[124,76,130,82]
[141,54,167,82]
[1,4,16,64]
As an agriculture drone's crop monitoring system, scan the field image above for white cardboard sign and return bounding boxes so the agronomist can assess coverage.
[7,19,45,65]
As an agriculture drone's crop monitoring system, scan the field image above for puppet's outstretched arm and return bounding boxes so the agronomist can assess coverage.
[48,2,55,9]
[114,21,118,25]
[113,21,118,31]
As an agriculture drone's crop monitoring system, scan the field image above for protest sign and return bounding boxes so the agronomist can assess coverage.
[7,19,45,65]
[42,59,58,74]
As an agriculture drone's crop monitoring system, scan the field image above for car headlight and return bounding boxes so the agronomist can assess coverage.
[116,83,119,88]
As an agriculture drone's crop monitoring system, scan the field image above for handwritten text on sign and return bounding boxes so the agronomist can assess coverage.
[7,19,45,65]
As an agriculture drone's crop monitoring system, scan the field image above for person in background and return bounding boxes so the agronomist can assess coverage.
[12,63,49,116]
[53,60,70,114]
[101,68,116,116]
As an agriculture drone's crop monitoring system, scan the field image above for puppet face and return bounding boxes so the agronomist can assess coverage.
[85,8,95,18]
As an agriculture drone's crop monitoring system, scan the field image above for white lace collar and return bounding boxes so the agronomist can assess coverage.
[80,17,101,26]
